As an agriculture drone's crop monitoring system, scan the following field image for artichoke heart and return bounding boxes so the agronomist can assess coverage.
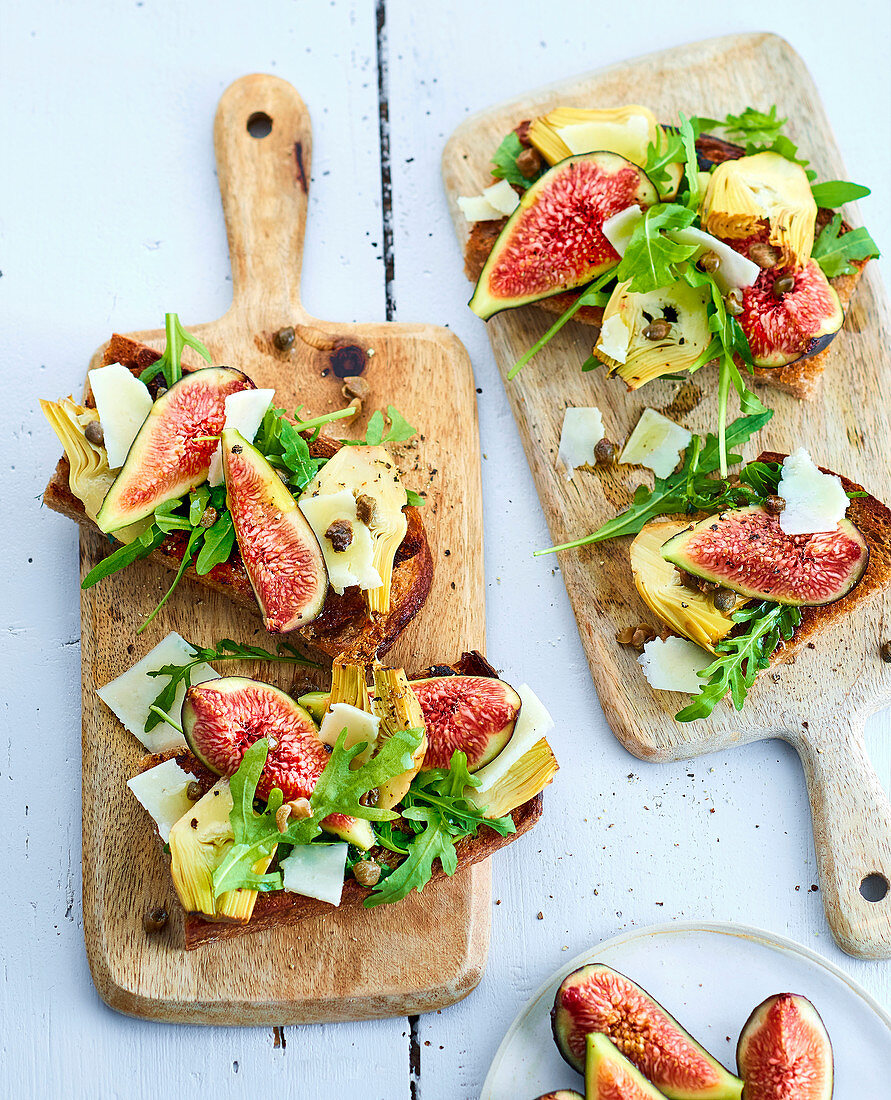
[629,521,750,653]
[40,397,150,542]
[528,105,682,197]
[465,736,558,819]
[301,444,407,615]
[593,278,711,388]
[370,665,428,809]
[700,152,817,268]
[168,779,272,921]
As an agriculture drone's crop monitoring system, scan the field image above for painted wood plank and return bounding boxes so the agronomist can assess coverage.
[384,4,891,1096]
[1,0,413,1093]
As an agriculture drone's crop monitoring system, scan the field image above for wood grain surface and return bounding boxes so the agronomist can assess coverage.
[81,73,493,1023]
[443,34,891,958]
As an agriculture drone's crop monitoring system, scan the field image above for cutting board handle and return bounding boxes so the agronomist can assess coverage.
[796,718,891,958]
[214,73,311,325]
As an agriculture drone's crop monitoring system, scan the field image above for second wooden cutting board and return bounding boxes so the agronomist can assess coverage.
[443,34,891,959]
[80,74,495,1024]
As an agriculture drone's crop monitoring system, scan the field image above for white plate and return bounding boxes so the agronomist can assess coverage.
[482,921,891,1100]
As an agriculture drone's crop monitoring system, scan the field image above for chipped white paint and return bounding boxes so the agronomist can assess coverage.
[2,1,889,1097]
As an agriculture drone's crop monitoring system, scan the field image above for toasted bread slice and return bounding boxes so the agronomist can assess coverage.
[461,128,868,400]
[43,335,433,661]
[754,452,891,658]
[134,652,546,948]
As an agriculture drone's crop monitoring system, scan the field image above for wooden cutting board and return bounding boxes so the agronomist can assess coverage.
[443,33,891,959]
[81,73,491,1024]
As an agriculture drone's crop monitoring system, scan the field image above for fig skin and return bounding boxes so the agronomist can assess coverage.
[551,963,743,1099]
[736,993,833,1100]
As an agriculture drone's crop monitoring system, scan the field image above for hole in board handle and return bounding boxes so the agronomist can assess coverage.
[247,112,272,139]
[859,873,889,903]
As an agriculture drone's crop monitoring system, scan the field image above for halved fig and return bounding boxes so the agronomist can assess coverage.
[469,152,658,319]
[552,963,743,1099]
[96,366,254,532]
[586,1033,669,1099]
[593,277,712,388]
[736,994,833,1100]
[412,675,521,771]
[737,260,844,369]
[534,1092,584,1100]
[222,428,328,631]
[661,505,869,606]
[182,676,372,848]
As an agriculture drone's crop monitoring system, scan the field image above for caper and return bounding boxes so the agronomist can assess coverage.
[198,505,219,529]
[593,438,617,466]
[325,519,353,552]
[84,419,105,446]
[765,494,786,514]
[516,146,543,179]
[881,640,891,663]
[697,251,721,274]
[749,242,779,269]
[773,274,796,298]
[143,906,169,934]
[724,289,744,317]
[353,859,382,887]
[186,781,203,801]
[713,588,737,613]
[642,319,672,341]
[273,326,295,351]
[355,493,377,525]
[341,375,370,402]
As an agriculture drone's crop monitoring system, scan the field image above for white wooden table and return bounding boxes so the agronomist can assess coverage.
[2,1,889,1095]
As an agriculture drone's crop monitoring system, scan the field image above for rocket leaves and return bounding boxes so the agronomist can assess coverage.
[364,751,515,908]
[138,312,211,389]
[212,729,423,898]
[812,214,880,278]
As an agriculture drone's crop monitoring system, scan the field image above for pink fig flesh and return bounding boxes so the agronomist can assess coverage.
[412,675,521,771]
[661,506,868,606]
[222,429,328,631]
[736,994,833,1100]
[552,963,743,1099]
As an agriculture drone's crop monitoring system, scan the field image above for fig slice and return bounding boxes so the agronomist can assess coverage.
[96,366,254,532]
[411,674,521,772]
[552,963,743,1099]
[660,505,869,607]
[737,259,844,369]
[586,1033,670,1100]
[469,151,658,320]
[736,994,833,1100]
[222,428,328,631]
[182,676,371,848]
[534,1092,584,1100]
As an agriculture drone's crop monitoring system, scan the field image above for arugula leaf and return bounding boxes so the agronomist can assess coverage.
[812,213,880,278]
[138,313,211,388]
[143,637,318,733]
[534,410,773,555]
[643,128,686,195]
[81,524,166,590]
[810,181,871,208]
[341,405,418,446]
[491,131,536,190]
[194,511,235,575]
[405,489,425,507]
[677,113,701,211]
[365,751,515,908]
[615,204,698,293]
[717,106,787,147]
[211,728,423,897]
[675,601,801,721]
[257,405,326,490]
